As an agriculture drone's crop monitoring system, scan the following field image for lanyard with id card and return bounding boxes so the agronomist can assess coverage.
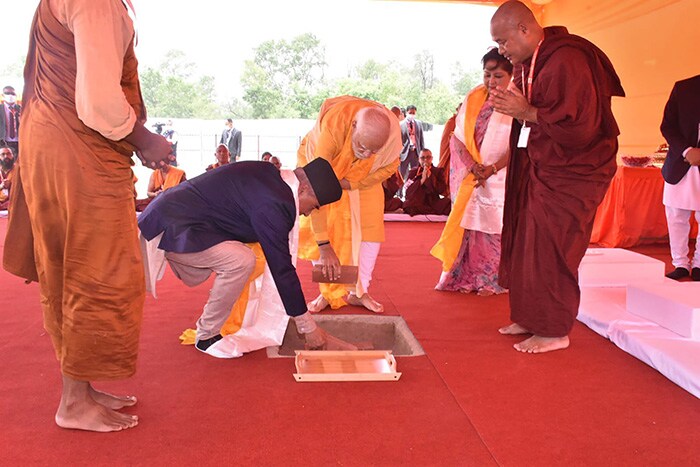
[517,39,543,149]
[517,125,531,148]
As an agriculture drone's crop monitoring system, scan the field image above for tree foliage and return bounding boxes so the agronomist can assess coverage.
[241,33,327,118]
[140,50,221,119]
[136,38,482,125]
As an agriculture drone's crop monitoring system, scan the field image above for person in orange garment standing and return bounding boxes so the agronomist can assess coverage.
[3,0,172,432]
[490,1,624,353]
[298,95,401,313]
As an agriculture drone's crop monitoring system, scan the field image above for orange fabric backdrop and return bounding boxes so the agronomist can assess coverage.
[590,166,698,248]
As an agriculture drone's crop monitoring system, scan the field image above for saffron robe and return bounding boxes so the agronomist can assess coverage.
[297,95,401,308]
[2,0,147,380]
[150,166,186,192]
[499,26,625,337]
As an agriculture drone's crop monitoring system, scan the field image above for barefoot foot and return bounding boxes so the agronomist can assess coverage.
[514,335,570,354]
[56,395,138,432]
[498,323,530,335]
[56,376,138,432]
[307,294,329,313]
[89,385,137,410]
[346,292,384,313]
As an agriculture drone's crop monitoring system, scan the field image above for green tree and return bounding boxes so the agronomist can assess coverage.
[241,33,327,118]
[452,61,482,97]
[140,49,221,119]
[413,50,435,91]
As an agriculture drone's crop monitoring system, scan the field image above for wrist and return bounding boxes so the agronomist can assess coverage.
[293,312,318,334]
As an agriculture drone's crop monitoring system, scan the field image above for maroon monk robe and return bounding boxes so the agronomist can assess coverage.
[498,26,625,337]
[403,165,451,216]
[383,170,403,212]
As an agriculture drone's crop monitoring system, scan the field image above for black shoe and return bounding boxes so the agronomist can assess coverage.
[195,334,223,352]
[665,267,690,280]
[692,268,700,281]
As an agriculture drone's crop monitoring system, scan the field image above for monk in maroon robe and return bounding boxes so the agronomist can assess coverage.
[403,149,451,216]
[489,1,625,353]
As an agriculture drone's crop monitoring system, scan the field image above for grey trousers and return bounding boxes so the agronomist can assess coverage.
[165,241,256,341]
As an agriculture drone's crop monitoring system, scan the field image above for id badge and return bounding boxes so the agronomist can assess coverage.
[517,126,531,148]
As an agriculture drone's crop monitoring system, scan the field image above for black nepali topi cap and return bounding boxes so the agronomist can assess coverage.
[302,158,342,206]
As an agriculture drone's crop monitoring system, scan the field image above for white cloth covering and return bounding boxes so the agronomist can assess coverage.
[578,283,700,399]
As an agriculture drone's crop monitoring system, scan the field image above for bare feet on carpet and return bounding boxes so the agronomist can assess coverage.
[307,294,329,313]
[514,335,570,354]
[498,322,530,335]
[89,385,137,410]
[346,292,384,313]
[56,378,138,432]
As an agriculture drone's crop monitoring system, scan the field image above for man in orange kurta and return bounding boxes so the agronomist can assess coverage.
[2,0,172,432]
[297,96,401,313]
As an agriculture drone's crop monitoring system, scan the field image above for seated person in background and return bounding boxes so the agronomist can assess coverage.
[147,163,186,199]
[383,169,404,212]
[138,159,355,354]
[402,149,450,216]
[206,144,231,171]
[269,155,282,170]
[0,145,16,210]
[261,151,273,162]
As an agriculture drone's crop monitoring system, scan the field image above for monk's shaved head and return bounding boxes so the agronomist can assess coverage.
[352,107,392,159]
[492,0,539,29]
[490,0,544,66]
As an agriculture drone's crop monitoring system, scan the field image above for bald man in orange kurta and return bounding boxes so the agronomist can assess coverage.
[297,95,401,312]
[2,0,172,432]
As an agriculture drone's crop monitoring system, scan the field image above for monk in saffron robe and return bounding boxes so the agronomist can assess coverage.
[2,0,172,431]
[490,1,625,353]
[0,146,15,210]
[147,163,186,198]
[205,144,231,171]
[298,96,401,313]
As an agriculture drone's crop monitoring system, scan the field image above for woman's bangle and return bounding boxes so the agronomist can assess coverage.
[491,164,498,175]
[317,241,330,247]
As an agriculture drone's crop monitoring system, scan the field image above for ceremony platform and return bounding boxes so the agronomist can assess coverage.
[578,248,700,398]
[1,219,698,465]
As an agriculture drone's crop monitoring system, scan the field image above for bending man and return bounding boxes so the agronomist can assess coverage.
[138,159,349,354]
[298,95,401,313]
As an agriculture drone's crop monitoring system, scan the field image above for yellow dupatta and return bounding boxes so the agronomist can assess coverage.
[430,85,488,271]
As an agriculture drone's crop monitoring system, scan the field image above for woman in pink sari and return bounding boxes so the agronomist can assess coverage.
[431,48,514,295]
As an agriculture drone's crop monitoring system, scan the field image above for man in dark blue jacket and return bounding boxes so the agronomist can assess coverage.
[660,74,700,281]
[139,159,343,352]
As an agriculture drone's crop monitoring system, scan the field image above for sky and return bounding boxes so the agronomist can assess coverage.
[7,0,497,101]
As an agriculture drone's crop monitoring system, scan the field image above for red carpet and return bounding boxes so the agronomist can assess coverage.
[1,218,699,465]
